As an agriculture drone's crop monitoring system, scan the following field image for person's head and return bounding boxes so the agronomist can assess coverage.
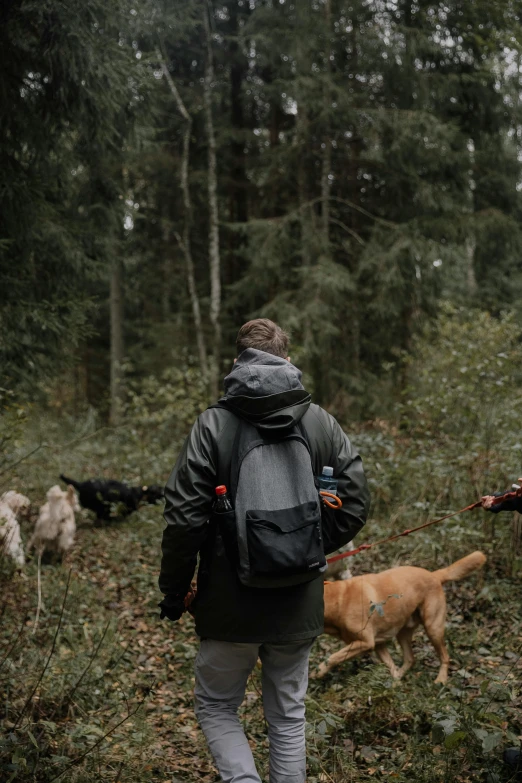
[236,318,289,359]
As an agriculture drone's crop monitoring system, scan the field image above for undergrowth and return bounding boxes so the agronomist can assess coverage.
[1,307,521,781]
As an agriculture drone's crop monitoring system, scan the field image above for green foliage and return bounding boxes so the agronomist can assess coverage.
[401,305,522,443]
[0,0,140,393]
[122,362,211,469]
[0,308,522,783]
[3,0,522,409]
[0,525,160,782]
[2,306,522,781]
[0,390,30,478]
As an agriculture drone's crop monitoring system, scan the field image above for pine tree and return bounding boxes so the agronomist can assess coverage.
[0,0,138,395]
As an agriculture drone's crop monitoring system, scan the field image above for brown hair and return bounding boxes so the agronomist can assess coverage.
[236,319,289,358]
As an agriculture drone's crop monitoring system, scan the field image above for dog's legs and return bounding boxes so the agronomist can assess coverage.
[428,631,450,684]
[33,550,43,634]
[374,643,400,678]
[420,589,450,684]
[396,626,415,678]
[315,637,375,678]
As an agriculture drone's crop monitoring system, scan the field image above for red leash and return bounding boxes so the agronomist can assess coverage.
[326,485,522,565]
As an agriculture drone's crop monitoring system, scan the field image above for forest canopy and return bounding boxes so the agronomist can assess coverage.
[2,0,522,418]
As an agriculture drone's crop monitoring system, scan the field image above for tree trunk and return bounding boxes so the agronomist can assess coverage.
[229,1,248,224]
[295,7,320,397]
[466,138,477,295]
[203,3,222,399]
[321,0,331,252]
[297,109,312,268]
[321,139,331,249]
[466,234,477,295]
[512,512,522,576]
[348,12,362,390]
[162,219,173,320]
[226,0,249,294]
[157,48,208,380]
[180,122,208,379]
[351,299,360,379]
[110,258,124,425]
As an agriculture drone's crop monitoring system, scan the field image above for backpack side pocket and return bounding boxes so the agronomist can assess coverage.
[211,508,239,568]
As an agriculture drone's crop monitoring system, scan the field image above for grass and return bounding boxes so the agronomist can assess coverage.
[1,409,521,782]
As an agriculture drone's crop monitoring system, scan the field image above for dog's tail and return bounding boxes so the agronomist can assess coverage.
[433,551,486,584]
[60,474,79,489]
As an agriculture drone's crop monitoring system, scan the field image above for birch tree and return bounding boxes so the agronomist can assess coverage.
[321,0,332,253]
[110,257,124,426]
[203,2,222,399]
[157,48,209,380]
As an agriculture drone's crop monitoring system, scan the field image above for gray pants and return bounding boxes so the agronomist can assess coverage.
[194,638,314,783]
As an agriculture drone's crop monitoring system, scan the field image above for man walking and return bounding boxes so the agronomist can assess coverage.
[159,318,370,783]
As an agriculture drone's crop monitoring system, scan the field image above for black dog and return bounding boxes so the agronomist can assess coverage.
[59,475,164,521]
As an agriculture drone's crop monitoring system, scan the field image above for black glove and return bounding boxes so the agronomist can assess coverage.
[158,594,185,622]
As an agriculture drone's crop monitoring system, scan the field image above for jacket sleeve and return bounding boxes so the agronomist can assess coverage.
[489,490,522,514]
[322,416,371,555]
[159,412,217,597]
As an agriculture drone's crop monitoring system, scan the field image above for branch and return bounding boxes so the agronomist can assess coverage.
[173,230,185,252]
[329,217,365,246]
[329,196,397,227]
[223,195,396,230]
[0,443,43,477]
[47,689,153,782]
[155,43,207,379]
[155,47,190,122]
[0,616,26,676]
[14,570,72,729]
[61,621,111,707]
[33,550,42,635]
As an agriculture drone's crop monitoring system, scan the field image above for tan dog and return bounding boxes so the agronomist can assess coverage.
[28,485,79,558]
[0,491,31,568]
[317,551,486,683]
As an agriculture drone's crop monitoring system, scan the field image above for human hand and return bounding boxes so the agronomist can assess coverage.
[481,495,496,509]
[184,587,196,616]
[158,594,185,622]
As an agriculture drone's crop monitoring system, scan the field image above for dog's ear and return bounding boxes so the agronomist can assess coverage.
[10,493,30,514]
[11,495,22,513]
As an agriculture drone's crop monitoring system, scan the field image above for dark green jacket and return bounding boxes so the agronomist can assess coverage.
[159,349,370,642]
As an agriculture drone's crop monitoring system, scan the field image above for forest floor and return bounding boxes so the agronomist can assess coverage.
[1,498,521,783]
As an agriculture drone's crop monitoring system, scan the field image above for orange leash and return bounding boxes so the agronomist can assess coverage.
[326,485,522,565]
[320,490,343,510]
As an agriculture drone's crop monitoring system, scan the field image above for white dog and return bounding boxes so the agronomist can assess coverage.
[28,485,79,558]
[0,491,30,568]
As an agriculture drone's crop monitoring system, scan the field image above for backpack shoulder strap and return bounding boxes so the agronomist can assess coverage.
[204,401,239,490]
[296,419,311,448]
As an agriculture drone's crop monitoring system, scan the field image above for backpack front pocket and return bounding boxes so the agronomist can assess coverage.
[245,501,325,577]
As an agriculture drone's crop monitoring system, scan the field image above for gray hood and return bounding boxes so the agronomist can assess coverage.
[220,349,311,433]
[224,348,304,397]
